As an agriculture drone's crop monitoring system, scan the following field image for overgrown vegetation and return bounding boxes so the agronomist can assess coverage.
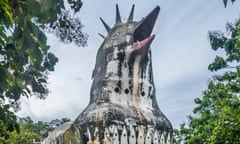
[175,0,240,143]
[0,0,88,142]
[5,117,71,144]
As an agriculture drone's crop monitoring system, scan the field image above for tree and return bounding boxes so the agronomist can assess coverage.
[3,117,71,144]
[7,117,43,144]
[45,117,71,131]
[177,1,240,143]
[0,0,88,141]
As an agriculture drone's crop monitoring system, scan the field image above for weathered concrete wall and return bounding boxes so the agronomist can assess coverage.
[75,4,174,144]
[43,4,174,144]
[43,122,80,144]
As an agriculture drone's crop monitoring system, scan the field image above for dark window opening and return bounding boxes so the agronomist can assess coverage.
[124,88,129,94]
[114,87,120,93]
[129,80,132,85]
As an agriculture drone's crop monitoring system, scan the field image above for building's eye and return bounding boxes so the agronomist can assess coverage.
[126,32,133,36]
[111,32,120,40]
[112,33,118,39]
[126,33,133,43]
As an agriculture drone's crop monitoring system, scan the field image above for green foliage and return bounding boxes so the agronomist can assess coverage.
[61,117,71,123]
[9,119,41,144]
[0,117,40,144]
[0,106,19,142]
[173,127,185,144]
[0,0,87,141]
[48,10,88,47]
[0,116,72,144]
[177,14,240,144]
[67,0,83,13]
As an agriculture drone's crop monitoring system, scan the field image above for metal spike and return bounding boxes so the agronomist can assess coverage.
[128,4,135,22]
[100,17,111,32]
[116,4,122,24]
[98,33,105,39]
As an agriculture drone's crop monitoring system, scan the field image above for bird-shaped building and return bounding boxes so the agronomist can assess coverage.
[44,4,174,144]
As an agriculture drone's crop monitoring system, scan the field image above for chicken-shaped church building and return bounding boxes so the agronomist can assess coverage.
[75,4,174,144]
[44,4,174,144]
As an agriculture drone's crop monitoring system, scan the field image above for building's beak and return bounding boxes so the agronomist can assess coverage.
[133,6,160,55]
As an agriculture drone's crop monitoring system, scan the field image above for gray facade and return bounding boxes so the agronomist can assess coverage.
[75,4,173,144]
[44,4,174,144]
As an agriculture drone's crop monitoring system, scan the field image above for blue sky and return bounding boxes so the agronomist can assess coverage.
[17,0,240,127]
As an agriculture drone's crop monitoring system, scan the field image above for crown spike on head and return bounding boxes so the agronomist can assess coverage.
[116,4,122,24]
[98,33,105,39]
[100,17,111,32]
[128,4,135,22]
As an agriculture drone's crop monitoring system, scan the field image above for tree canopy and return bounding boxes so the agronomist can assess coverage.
[0,0,88,142]
[4,117,71,144]
[175,1,240,143]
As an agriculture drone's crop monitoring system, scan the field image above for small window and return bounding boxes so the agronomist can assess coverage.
[114,87,120,93]
[124,88,129,94]
[141,91,145,96]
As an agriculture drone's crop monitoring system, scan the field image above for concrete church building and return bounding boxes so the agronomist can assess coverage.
[44,4,174,144]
